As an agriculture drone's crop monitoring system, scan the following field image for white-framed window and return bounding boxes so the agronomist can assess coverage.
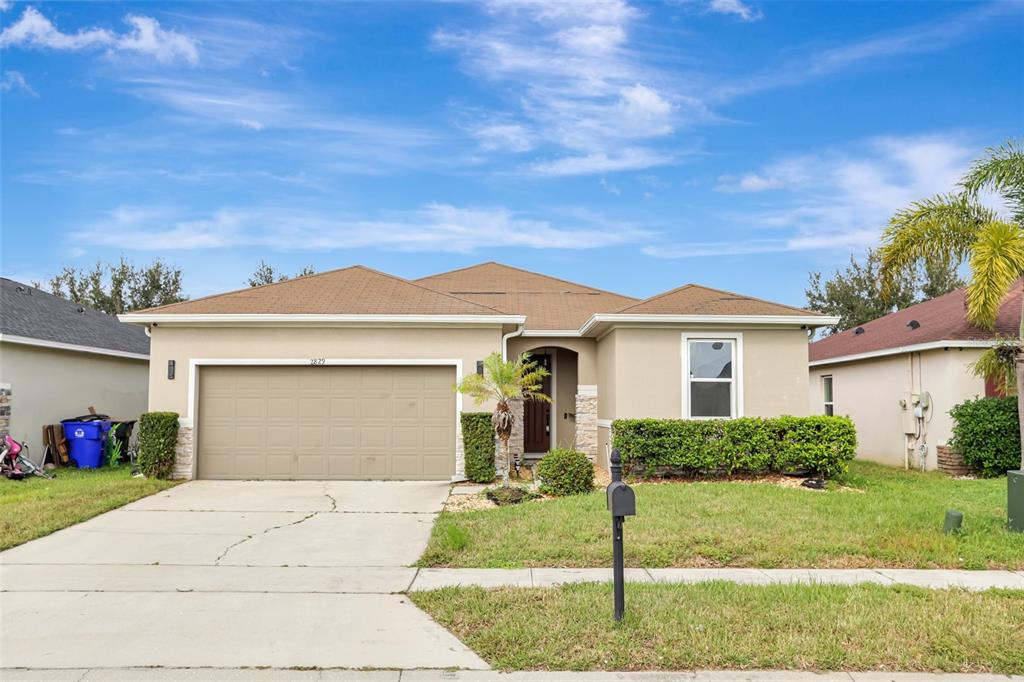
[682,333,742,419]
[822,375,834,416]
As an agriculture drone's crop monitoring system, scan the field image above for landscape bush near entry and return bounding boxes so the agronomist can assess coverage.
[536,447,594,496]
[612,416,857,478]
[461,411,496,483]
[137,411,180,479]
[949,396,1021,477]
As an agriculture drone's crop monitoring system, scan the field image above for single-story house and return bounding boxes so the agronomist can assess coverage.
[0,278,150,454]
[809,285,1020,470]
[121,262,834,481]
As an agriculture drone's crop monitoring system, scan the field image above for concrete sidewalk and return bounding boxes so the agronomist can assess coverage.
[408,567,1024,591]
[2,668,1021,681]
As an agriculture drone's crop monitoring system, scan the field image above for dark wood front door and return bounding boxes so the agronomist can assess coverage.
[523,354,552,453]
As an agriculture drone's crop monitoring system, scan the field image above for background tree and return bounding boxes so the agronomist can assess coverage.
[247,260,317,287]
[40,258,186,314]
[455,352,549,488]
[878,138,1024,468]
[806,249,963,336]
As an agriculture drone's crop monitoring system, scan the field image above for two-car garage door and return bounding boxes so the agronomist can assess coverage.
[196,365,456,480]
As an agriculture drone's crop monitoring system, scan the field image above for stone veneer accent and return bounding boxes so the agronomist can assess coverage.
[575,385,598,461]
[508,398,524,468]
[454,416,466,480]
[172,424,194,480]
[0,383,11,437]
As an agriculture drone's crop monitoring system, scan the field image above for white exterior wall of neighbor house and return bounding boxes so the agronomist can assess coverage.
[809,347,987,470]
[146,324,504,479]
[0,342,149,445]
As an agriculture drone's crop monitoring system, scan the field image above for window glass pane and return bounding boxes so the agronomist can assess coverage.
[825,404,834,416]
[823,376,833,403]
[690,381,731,417]
[689,340,733,379]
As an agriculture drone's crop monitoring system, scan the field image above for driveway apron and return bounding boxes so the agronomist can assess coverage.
[0,480,487,671]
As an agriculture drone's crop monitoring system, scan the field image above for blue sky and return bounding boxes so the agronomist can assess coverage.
[1,1,1022,305]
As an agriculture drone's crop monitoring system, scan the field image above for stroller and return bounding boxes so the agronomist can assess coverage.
[1,435,54,480]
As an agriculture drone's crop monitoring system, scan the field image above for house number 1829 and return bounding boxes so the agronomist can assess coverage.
[310,358,326,366]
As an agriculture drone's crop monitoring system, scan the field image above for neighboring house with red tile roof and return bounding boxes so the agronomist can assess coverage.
[809,285,1021,471]
[121,262,835,481]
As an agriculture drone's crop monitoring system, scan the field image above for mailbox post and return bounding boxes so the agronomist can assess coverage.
[606,448,636,622]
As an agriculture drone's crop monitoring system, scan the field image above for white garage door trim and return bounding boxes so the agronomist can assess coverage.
[183,358,464,481]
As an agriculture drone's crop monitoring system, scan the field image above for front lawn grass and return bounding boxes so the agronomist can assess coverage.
[420,462,1024,568]
[411,582,1024,673]
[0,466,178,551]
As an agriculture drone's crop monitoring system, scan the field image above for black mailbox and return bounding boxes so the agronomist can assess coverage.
[606,480,636,517]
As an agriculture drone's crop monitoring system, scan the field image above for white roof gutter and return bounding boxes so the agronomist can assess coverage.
[119,313,527,325]
[809,339,997,367]
[0,333,149,360]
[578,313,839,336]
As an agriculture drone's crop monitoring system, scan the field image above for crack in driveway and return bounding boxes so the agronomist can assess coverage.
[213,484,341,564]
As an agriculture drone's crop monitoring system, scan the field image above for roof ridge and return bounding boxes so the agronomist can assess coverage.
[350,265,510,315]
[139,264,363,314]
[139,264,512,316]
[618,282,819,316]
[418,261,638,300]
[615,283,696,313]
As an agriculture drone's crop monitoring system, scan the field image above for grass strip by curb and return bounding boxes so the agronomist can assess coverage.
[411,582,1024,673]
[0,466,179,551]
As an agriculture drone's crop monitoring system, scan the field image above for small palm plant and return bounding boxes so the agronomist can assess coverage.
[455,351,550,487]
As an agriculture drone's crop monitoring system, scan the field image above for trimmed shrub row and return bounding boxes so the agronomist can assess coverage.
[536,447,594,496]
[949,396,1020,477]
[461,412,496,484]
[611,416,857,478]
[137,411,179,479]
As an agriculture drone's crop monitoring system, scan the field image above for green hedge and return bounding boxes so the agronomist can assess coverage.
[461,412,496,483]
[536,448,594,496]
[137,411,179,479]
[949,396,1020,477]
[611,416,857,478]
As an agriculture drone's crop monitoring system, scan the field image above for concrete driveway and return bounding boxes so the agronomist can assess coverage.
[0,480,488,671]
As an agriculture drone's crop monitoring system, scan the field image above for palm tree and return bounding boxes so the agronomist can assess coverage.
[455,352,550,487]
[879,138,1024,468]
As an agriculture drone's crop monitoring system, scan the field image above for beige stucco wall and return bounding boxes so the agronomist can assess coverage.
[596,326,811,420]
[809,347,986,470]
[0,342,149,446]
[147,324,505,419]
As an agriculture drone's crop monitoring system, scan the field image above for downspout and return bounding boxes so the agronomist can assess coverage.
[502,323,525,361]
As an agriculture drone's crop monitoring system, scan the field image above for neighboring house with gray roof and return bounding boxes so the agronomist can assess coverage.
[0,278,150,452]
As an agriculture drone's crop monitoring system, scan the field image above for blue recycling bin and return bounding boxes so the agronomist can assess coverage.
[62,420,111,469]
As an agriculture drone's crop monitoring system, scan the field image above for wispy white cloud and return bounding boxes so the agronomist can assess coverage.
[78,203,654,253]
[1,69,36,96]
[714,2,1020,100]
[0,7,198,64]
[434,0,701,175]
[0,1,15,13]
[708,0,761,22]
[647,135,976,258]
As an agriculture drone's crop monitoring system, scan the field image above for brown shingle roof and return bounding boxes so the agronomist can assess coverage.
[809,283,1023,364]
[139,265,506,316]
[617,283,822,317]
[415,262,638,330]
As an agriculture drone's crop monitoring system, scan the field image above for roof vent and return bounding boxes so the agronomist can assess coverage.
[15,285,28,294]
[907,320,920,330]
[853,327,865,335]
[76,306,85,313]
